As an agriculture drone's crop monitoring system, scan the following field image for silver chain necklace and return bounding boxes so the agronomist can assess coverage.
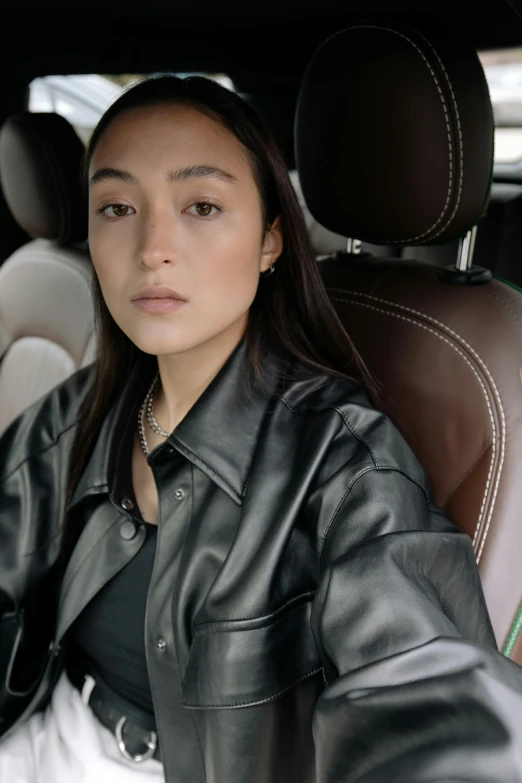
[137,373,169,457]
[146,375,169,437]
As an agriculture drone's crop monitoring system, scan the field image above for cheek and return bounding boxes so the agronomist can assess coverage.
[189,214,263,297]
[193,242,260,324]
[88,225,130,293]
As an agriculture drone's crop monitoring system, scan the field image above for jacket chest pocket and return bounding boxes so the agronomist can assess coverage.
[181,596,322,709]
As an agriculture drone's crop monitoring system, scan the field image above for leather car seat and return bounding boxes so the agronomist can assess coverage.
[0,112,94,433]
[401,183,522,284]
[290,169,400,260]
[296,19,522,663]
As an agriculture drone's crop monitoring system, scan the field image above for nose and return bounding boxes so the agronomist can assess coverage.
[136,208,177,271]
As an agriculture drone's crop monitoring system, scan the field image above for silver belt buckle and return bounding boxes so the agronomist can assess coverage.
[115,715,158,763]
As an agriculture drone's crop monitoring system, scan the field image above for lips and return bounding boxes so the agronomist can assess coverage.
[131,285,188,313]
[132,286,187,302]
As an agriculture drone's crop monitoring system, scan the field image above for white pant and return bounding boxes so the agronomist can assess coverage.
[0,671,165,782]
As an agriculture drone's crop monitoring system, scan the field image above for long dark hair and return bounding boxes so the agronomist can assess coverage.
[67,74,373,508]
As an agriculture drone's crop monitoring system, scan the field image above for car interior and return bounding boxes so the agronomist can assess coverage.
[2,0,522,666]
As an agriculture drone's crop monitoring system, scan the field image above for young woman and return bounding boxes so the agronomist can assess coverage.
[0,75,522,783]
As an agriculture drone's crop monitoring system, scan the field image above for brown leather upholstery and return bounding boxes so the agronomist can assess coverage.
[320,255,522,658]
[296,19,522,662]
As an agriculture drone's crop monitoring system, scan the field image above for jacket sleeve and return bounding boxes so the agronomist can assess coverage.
[311,466,522,783]
[0,376,85,706]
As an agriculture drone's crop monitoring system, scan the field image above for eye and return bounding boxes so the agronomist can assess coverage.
[186,202,220,217]
[98,204,135,218]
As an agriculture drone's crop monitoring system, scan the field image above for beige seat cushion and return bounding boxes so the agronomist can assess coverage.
[0,238,94,432]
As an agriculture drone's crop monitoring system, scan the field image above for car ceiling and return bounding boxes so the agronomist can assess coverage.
[0,0,520,259]
[3,0,521,164]
[5,0,522,83]
[2,0,522,160]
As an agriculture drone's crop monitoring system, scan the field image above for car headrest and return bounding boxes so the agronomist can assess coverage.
[0,112,87,245]
[295,19,494,246]
[289,170,347,255]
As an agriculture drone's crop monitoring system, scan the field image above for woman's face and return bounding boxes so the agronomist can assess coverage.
[88,102,282,357]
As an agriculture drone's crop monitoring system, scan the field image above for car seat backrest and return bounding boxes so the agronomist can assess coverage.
[0,112,94,432]
[296,18,522,663]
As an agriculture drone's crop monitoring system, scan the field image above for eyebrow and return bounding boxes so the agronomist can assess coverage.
[166,165,238,183]
[89,164,238,188]
[89,168,138,187]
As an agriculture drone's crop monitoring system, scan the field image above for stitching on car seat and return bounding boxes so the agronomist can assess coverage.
[355,25,459,243]
[330,289,505,562]
[297,23,464,243]
[409,26,464,243]
[331,296,494,559]
[328,289,505,563]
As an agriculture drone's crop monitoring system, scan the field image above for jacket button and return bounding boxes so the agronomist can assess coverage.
[120,520,138,540]
[157,638,167,651]
[121,497,135,511]
[174,489,185,501]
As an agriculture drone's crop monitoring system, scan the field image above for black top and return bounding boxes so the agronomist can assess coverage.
[71,520,157,714]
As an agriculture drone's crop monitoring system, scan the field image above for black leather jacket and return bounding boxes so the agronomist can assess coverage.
[1,337,522,782]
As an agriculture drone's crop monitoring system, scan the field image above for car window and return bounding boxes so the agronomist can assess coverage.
[480,48,522,163]
[28,73,234,144]
[28,74,126,143]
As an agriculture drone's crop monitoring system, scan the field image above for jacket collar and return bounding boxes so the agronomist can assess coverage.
[70,337,286,508]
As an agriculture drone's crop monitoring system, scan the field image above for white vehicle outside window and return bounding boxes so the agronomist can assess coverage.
[28,74,125,143]
[480,49,522,163]
[28,73,235,145]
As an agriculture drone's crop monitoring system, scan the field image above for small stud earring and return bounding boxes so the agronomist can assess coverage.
[260,262,275,277]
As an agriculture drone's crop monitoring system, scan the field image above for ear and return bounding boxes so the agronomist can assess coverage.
[260,216,283,273]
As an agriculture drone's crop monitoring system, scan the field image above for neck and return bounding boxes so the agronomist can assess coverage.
[153,321,247,433]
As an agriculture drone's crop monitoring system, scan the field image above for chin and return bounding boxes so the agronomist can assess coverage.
[127,323,212,357]
[131,336,194,357]
[119,315,246,357]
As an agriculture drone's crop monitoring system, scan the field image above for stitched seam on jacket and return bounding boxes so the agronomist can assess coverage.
[241,387,285,497]
[322,636,480,688]
[184,667,323,709]
[187,709,208,778]
[334,406,378,467]
[0,420,77,485]
[275,395,378,468]
[23,530,62,557]
[57,514,122,608]
[171,438,238,498]
[354,25,458,243]
[193,591,315,633]
[329,289,505,564]
[318,466,376,567]
[318,466,433,568]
